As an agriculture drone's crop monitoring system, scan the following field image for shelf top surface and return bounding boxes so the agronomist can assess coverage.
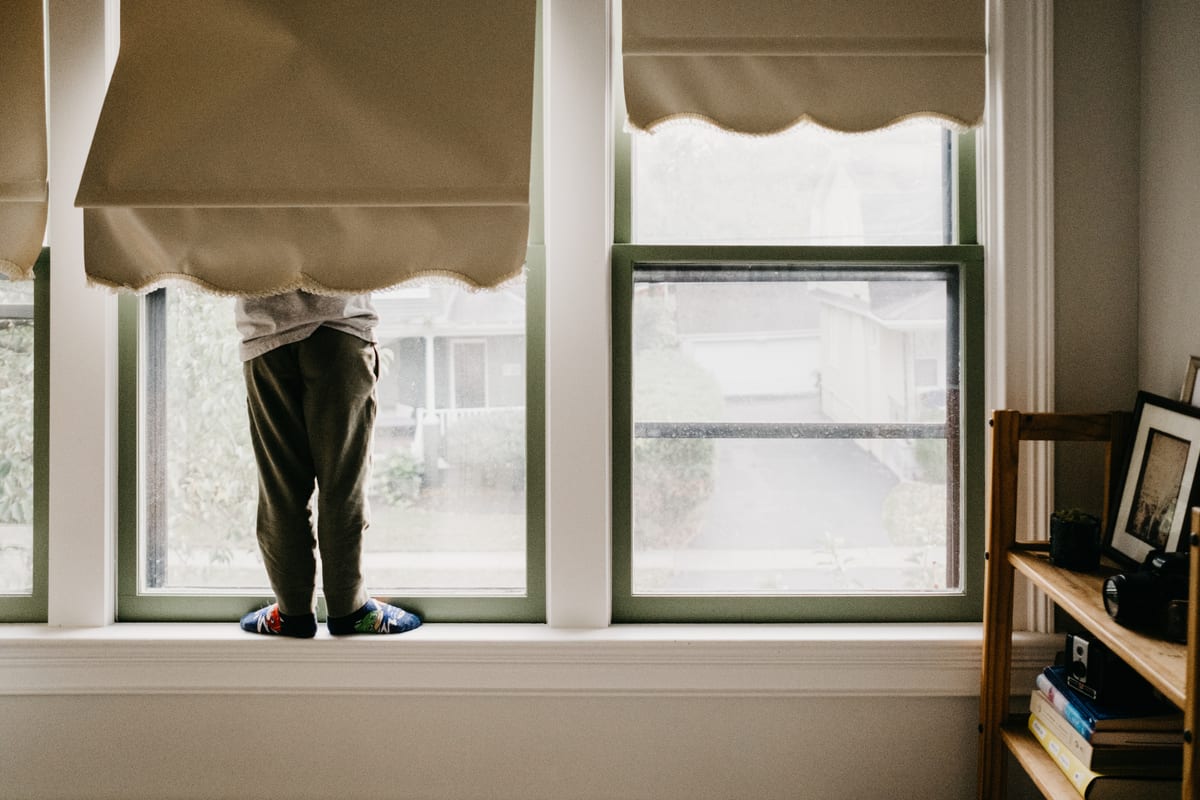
[1008,549,1187,709]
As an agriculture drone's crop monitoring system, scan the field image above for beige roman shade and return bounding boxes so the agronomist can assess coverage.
[1,0,48,281]
[622,0,986,134]
[76,1,537,295]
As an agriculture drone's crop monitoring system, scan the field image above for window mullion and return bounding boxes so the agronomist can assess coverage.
[543,0,613,627]
[45,0,119,626]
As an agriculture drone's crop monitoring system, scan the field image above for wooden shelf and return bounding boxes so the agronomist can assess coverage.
[1009,549,1187,708]
[1000,720,1081,800]
[977,409,1200,799]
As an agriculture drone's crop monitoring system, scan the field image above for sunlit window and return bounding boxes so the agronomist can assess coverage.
[632,120,952,246]
[0,278,35,595]
[140,283,528,598]
[629,266,959,596]
[617,114,980,620]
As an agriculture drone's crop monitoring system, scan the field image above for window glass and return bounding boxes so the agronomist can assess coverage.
[629,266,958,597]
[0,278,35,594]
[631,121,951,246]
[142,282,528,597]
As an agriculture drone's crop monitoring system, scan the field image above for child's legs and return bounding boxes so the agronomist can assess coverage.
[299,328,377,618]
[244,346,319,616]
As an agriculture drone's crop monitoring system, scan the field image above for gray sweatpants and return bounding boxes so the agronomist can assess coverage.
[243,326,377,618]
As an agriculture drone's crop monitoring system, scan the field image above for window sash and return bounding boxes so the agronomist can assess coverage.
[115,249,547,623]
[0,248,49,620]
[610,245,985,622]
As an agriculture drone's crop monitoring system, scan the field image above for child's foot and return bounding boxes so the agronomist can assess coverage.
[327,598,422,635]
[239,604,317,638]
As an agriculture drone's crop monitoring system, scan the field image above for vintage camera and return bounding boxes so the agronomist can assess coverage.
[1102,549,1190,641]
[1064,633,1152,703]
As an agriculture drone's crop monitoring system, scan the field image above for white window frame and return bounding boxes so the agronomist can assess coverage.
[22,0,1058,696]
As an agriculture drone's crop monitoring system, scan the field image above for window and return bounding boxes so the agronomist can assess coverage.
[17,0,1037,640]
[115,6,547,624]
[631,121,957,247]
[0,249,47,620]
[0,277,35,594]
[88,3,986,628]
[117,258,545,622]
[613,121,983,622]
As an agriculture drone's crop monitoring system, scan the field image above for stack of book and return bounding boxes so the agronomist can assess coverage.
[1027,665,1184,798]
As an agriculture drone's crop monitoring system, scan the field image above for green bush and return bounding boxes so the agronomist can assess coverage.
[912,438,947,483]
[371,448,424,507]
[163,289,257,566]
[632,347,724,550]
[443,409,525,490]
[0,320,34,526]
[881,480,947,588]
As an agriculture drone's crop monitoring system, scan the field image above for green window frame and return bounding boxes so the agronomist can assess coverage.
[611,245,984,622]
[0,247,49,622]
[116,250,546,622]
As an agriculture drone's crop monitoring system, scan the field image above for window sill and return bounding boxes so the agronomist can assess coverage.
[0,622,1058,697]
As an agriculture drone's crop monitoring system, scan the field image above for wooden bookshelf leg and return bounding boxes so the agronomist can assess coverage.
[1186,508,1200,800]
[978,411,1021,800]
[979,567,1015,800]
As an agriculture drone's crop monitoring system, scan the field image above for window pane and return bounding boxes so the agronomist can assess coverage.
[632,121,950,245]
[630,267,957,595]
[146,283,527,596]
[0,279,34,594]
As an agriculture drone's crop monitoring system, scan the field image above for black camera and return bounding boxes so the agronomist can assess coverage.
[1064,632,1153,703]
[1102,549,1190,641]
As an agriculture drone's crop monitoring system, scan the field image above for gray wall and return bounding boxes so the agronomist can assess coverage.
[1139,1,1200,395]
[1053,0,1141,512]
[1053,0,1200,510]
[0,693,981,800]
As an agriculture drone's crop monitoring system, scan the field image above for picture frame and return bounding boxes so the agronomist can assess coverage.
[1181,355,1200,406]
[1106,391,1200,567]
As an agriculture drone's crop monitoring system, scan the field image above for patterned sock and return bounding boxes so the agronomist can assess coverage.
[327,598,422,635]
[239,603,317,638]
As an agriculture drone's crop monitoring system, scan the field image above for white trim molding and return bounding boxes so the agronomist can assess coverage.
[0,624,1058,697]
[45,0,121,627]
[983,0,1056,631]
[543,0,614,627]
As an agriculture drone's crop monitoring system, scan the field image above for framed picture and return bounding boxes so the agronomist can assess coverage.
[1181,355,1200,406]
[1107,391,1200,567]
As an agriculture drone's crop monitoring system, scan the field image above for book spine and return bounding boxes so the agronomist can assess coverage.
[1030,692,1094,765]
[1036,672,1096,740]
[1028,712,1094,797]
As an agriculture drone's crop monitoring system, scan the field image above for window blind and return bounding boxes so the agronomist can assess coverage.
[75,1,537,295]
[0,0,48,280]
[622,0,985,134]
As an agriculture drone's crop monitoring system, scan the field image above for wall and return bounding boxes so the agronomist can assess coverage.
[1051,0,1200,531]
[1053,0,1141,511]
[1139,1,1200,395]
[0,693,981,799]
